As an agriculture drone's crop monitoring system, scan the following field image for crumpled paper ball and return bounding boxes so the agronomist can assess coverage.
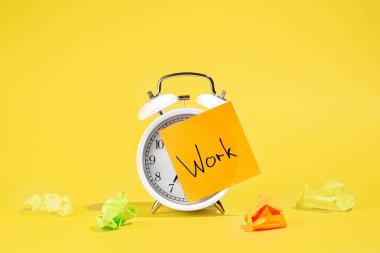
[24,193,73,216]
[96,192,137,230]
[244,195,287,231]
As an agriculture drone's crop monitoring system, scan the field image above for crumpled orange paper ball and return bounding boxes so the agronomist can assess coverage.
[243,195,287,231]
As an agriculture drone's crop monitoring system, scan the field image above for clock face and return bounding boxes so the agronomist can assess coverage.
[142,113,194,204]
[137,107,228,211]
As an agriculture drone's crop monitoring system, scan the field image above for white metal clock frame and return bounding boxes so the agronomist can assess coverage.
[136,107,228,212]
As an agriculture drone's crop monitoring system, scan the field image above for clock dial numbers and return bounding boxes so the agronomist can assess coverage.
[143,115,193,204]
[154,172,161,182]
[149,155,155,165]
[168,184,174,193]
[155,140,164,149]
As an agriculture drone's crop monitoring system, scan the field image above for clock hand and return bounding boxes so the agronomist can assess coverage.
[173,175,178,183]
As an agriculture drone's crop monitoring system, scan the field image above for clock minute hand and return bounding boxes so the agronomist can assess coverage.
[173,175,178,183]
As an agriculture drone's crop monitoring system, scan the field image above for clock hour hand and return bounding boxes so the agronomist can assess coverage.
[173,175,178,183]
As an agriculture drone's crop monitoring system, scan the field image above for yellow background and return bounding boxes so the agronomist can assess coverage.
[0,0,379,252]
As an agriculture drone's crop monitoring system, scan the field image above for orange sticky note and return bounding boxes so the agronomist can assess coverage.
[243,195,287,231]
[159,102,261,203]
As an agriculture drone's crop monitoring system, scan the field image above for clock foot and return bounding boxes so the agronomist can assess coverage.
[214,200,225,214]
[150,201,162,214]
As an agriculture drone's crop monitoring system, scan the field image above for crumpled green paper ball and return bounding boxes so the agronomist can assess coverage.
[96,192,137,230]
[296,180,356,212]
[24,193,73,216]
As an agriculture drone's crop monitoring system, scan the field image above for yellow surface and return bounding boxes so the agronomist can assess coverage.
[160,101,260,202]
[0,1,379,252]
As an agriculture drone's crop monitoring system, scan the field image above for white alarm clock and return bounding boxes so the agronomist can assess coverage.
[136,72,229,214]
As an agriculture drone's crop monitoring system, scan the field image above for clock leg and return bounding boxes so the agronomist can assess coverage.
[214,200,225,214]
[150,201,162,214]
